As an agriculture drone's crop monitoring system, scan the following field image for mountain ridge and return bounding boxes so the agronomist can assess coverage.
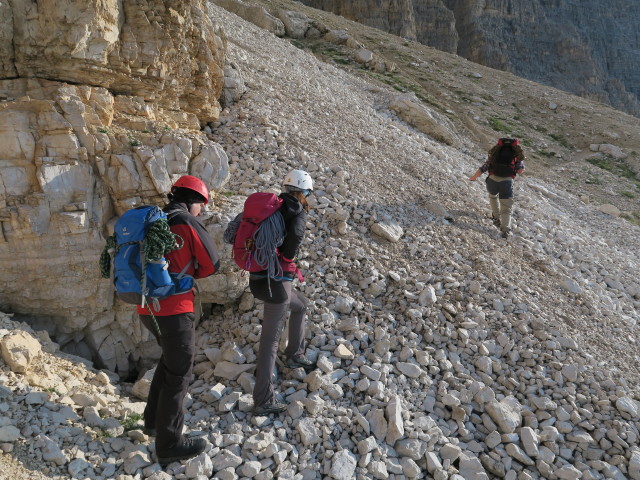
[299,0,640,117]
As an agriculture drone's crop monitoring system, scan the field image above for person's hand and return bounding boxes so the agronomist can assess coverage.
[469,174,479,181]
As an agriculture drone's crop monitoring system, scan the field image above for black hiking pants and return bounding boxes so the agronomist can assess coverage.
[139,312,195,455]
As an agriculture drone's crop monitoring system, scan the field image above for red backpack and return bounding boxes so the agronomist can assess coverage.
[233,193,284,272]
[491,138,519,177]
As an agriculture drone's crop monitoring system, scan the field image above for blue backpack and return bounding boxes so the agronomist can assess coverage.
[102,206,194,309]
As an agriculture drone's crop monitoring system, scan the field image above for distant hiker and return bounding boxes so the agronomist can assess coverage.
[138,175,220,465]
[224,169,316,416]
[469,138,525,238]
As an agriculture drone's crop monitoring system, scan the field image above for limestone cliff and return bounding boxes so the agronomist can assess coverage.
[0,0,244,375]
[300,0,640,116]
[2,0,226,124]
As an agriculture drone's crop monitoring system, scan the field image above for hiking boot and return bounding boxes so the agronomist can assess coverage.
[157,437,207,465]
[283,354,316,372]
[491,215,501,228]
[143,426,156,436]
[501,229,512,239]
[253,400,287,416]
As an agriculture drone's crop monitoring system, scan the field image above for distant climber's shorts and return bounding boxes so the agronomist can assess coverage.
[486,176,513,199]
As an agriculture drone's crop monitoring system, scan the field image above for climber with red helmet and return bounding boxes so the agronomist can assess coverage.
[137,175,220,465]
[469,138,525,238]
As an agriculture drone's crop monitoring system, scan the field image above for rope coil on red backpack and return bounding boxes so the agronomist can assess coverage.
[251,211,286,278]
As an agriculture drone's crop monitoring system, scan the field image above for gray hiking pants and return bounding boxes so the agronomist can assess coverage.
[253,281,308,409]
[486,175,515,232]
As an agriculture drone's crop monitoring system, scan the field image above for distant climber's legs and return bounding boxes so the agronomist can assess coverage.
[486,176,514,233]
[499,198,514,231]
[485,177,502,225]
[488,193,500,221]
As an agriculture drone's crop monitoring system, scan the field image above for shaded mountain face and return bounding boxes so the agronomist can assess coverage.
[300,0,640,116]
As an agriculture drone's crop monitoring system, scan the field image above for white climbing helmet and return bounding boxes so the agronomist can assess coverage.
[283,169,313,192]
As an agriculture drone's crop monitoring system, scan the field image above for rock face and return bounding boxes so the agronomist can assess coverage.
[0,0,243,375]
[300,0,640,116]
[299,0,457,52]
[2,0,225,124]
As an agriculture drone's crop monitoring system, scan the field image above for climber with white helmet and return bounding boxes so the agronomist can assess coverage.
[225,169,316,415]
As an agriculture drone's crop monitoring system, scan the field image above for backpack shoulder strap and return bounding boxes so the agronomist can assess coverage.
[166,210,182,222]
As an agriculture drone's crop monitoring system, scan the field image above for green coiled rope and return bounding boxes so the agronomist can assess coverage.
[99,235,117,279]
[144,219,184,262]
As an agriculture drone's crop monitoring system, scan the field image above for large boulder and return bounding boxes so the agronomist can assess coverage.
[389,93,458,145]
[0,330,42,373]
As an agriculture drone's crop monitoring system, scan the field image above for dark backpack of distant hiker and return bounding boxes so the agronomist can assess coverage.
[99,206,194,309]
[491,138,519,177]
[223,192,286,278]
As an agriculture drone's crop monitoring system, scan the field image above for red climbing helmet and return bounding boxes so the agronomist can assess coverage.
[171,175,209,204]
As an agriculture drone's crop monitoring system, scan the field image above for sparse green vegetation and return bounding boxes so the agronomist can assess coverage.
[587,156,614,172]
[127,132,141,147]
[290,39,305,49]
[621,211,640,225]
[489,117,511,134]
[620,191,636,198]
[549,133,571,149]
[96,429,115,439]
[537,150,556,158]
[585,176,602,185]
[311,44,351,65]
[98,127,110,134]
[586,156,640,186]
[121,413,144,432]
